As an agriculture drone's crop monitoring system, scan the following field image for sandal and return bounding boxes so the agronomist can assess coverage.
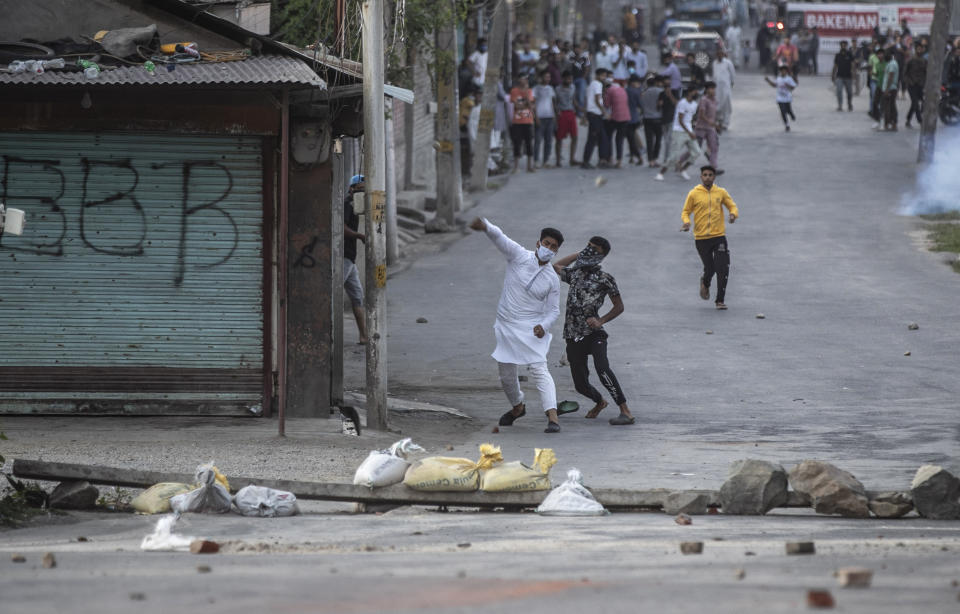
[544,421,561,433]
[498,404,526,426]
[608,414,636,426]
[557,400,580,415]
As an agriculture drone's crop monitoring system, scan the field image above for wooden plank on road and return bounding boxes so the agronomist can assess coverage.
[10,458,847,511]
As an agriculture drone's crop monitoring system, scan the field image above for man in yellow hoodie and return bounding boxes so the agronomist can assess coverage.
[681,165,739,310]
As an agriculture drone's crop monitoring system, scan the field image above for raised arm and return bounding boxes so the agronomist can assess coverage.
[470,217,528,261]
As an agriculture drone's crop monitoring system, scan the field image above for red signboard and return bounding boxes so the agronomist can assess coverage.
[898,6,934,27]
[803,10,879,37]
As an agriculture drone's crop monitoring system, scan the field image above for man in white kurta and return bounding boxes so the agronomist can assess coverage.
[712,49,736,131]
[470,217,564,433]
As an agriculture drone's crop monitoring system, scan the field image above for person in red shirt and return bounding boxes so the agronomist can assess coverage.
[603,77,631,168]
[510,75,536,173]
[775,36,799,79]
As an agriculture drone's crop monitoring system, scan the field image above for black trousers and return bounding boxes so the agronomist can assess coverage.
[695,235,730,303]
[643,119,663,160]
[582,112,609,164]
[777,102,795,125]
[906,84,923,124]
[605,119,629,161]
[510,123,534,158]
[566,330,627,406]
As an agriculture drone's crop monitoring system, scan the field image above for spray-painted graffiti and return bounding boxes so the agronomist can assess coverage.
[293,235,319,269]
[0,155,242,286]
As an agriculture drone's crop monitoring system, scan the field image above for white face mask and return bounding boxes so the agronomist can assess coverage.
[536,244,556,262]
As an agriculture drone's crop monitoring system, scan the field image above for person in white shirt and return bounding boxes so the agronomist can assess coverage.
[611,41,630,83]
[581,68,612,168]
[625,40,648,78]
[469,38,488,89]
[469,217,566,433]
[594,40,615,72]
[712,48,736,131]
[765,65,798,131]
[656,88,702,180]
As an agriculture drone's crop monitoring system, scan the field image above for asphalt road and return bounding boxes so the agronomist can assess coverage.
[3,72,959,614]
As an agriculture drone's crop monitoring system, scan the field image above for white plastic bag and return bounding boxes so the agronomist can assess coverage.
[170,462,232,514]
[536,469,607,516]
[353,438,424,488]
[233,485,300,517]
[140,514,196,551]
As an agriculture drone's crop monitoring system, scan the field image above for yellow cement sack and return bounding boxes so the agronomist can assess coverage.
[480,448,558,492]
[211,466,230,492]
[403,443,503,491]
[131,482,194,514]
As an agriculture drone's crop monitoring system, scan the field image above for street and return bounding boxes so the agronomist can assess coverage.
[3,71,960,613]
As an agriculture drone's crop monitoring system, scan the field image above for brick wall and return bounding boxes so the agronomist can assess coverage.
[392,50,436,195]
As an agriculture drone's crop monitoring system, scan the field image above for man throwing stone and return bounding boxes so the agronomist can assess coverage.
[470,217,566,433]
[681,165,739,310]
[553,237,634,425]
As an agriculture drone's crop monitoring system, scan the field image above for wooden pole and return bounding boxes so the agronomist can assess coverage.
[277,89,289,437]
[918,0,952,164]
[470,0,509,192]
[362,0,389,430]
[435,3,463,226]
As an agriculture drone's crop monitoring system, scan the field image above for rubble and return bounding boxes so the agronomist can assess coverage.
[907,322,919,330]
[911,465,960,520]
[674,513,692,525]
[835,567,873,588]
[664,491,711,515]
[424,217,451,233]
[788,460,870,518]
[734,568,746,580]
[416,317,429,323]
[42,552,57,568]
[868,491,914,518]
[719,459,788,515]
[756,313,765,319]
[48,480,99,510]
[11,553,26,563]
[806,589,835,608]
[190,540,220,554]
[786,541,816,555]
[679,541,703,554]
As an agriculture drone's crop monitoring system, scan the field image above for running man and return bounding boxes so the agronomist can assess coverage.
[553,238,635,426]
[470,217,566,433]
[656,87,701,181]
[765,65,797,131]
[682,165,739,310]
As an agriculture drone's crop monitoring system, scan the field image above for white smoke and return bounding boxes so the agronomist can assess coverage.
[899,128,960,216]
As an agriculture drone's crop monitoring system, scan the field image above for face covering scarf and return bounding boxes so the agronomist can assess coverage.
[568,245,605,271]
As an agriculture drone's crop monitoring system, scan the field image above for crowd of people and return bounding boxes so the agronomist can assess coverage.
[458,33,737,181]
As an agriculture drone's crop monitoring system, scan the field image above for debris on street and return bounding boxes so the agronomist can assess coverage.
[680,541,703,554]
[786,542,816,555]
[537,469,607,516]
[353,438,424,489]
[835,567,873,588]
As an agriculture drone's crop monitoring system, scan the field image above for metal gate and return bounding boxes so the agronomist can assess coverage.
[0,132,266,414]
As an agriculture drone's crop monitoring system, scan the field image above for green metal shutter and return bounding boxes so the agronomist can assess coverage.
[0,132,265,414]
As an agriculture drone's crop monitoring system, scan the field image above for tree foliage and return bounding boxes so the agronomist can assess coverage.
[270,0,473,86]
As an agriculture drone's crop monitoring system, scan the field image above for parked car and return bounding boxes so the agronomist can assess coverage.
[659,20,701,55]
[673,0,732,33]
[673,31,725,86]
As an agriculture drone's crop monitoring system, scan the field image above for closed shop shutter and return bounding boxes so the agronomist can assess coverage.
[0,132,265,414]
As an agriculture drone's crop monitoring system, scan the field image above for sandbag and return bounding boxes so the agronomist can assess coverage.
[233,485,299,517]
[353,438,425,488]
[403,443,503,492]
[170,463,232,514]
[131,482,193,515]
[536,468,607,516]
[480,448,557,492]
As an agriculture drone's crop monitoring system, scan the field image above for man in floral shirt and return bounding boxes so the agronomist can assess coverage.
[553,237,635,426]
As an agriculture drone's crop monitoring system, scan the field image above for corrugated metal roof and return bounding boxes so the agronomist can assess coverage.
[0,55,325,88]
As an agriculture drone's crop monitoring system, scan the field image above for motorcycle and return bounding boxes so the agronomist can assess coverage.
[940,85,960,126]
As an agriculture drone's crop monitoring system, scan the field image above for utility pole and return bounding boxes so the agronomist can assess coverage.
[385,106,398,264]
[362,0,389,430]
[918,0,952,163]
[435,1,463,226]
[470,0,509,191]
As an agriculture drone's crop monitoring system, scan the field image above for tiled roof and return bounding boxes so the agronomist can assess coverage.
[0,55,325,88]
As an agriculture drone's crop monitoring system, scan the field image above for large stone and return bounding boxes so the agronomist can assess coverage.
[424,216,451,233]
[788,461,870,518]
[868,491,914,519]
[663,491,711,516]
[911,465,960,520]
[48,480,99,510]
[718,459,788,515]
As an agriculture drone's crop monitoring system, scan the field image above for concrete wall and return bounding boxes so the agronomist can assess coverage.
[394,51,436,194]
